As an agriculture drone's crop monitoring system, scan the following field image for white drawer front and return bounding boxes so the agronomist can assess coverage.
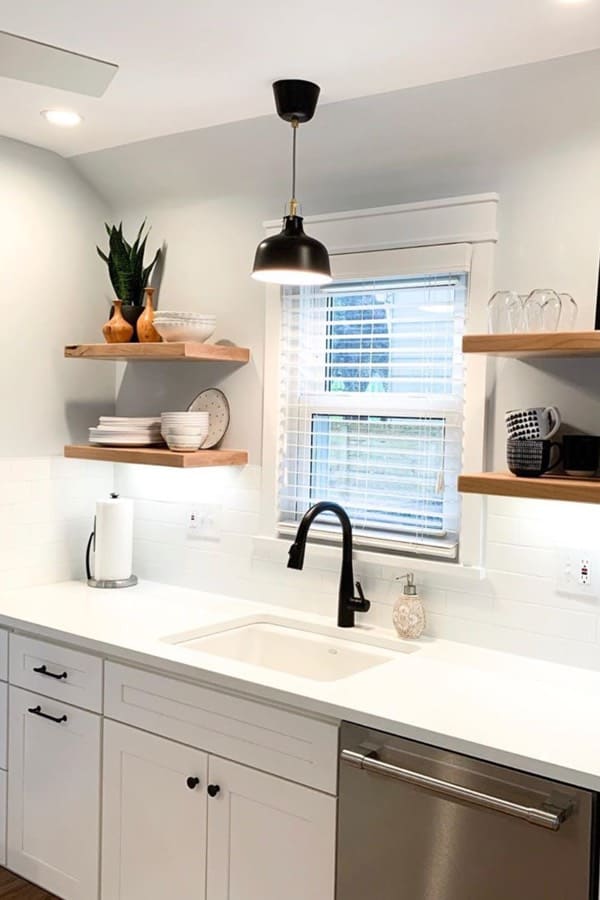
[0,769,6,866]
[105,662,338,794]
[0,630,8,683]
[0,682,7,770]
[9,634,102,713]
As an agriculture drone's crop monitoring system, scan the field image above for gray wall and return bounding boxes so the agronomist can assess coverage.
[0,137,115,454]
[73,50,600,466]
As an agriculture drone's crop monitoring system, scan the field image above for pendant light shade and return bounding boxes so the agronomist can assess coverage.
[252,215,331,285]
[251,79,332,286]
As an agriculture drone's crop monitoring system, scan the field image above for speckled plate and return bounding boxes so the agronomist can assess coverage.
[187,388,230,449]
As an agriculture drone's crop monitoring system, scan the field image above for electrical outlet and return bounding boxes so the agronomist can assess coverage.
[556,549,597,597]
[186,505,221,543]
[578,558,590,586]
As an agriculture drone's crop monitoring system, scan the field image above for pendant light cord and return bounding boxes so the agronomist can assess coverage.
[290,117,299,217]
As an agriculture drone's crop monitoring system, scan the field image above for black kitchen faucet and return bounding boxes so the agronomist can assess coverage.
[287,501,370,628]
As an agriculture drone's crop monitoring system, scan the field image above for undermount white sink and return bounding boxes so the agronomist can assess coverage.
[164,618,417,682]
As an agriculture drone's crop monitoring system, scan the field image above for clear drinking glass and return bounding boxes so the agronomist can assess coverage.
[559,293,578,330]
[487,291,523,334]
[523,289,562,332]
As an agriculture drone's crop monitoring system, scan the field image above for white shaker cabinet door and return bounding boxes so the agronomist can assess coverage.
[7,686,101,900]
[101,720,209,900]
[0,769,6,866]
[206,757,336,900]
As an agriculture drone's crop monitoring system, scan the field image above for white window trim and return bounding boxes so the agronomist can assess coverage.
[259,193,497,578]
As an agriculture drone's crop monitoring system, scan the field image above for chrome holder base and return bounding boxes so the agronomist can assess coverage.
[87,575,138,590]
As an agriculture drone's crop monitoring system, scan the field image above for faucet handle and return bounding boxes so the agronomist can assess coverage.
[354,581,371,613]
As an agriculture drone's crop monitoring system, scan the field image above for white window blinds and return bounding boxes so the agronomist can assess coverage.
[277,245,469,560]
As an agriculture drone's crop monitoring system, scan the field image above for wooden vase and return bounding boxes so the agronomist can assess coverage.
[102,300,134,344]
[137,288,162,343]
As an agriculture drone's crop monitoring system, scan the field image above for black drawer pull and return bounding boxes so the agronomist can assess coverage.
[33,664,67,681]
[207,784,220,798]
[28,705,67,724]
[186,777,200,790]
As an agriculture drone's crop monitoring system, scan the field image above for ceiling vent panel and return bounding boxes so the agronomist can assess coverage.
[0,30,118,97]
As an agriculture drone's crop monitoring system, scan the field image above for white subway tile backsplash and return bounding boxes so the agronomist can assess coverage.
[485,543,556,577]
[0,456,112,589]
[135,519,183,545]
[221,489,261,513]
[486,515,557,547]
[6,452,600,673]
[104,466,600,671]
[221,509,260,536]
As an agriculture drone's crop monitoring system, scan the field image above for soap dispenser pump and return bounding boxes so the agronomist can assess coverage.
[393,573,425,639]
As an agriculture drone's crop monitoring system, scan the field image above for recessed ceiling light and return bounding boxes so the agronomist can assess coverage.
[40,109,82,127]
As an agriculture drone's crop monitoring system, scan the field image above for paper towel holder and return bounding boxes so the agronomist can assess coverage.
[85,493,138,589]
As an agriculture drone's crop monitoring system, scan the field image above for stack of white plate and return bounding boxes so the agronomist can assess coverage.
[153,311,216,343]
[161,411,209,451]
[89,417,164,447]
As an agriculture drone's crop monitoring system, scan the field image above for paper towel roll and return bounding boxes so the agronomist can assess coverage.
[94,496,134,582]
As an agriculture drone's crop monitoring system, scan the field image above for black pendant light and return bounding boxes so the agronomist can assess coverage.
[252,79,332,286]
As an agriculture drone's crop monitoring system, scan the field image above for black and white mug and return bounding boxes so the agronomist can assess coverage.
[505,406,561,441]
[563,435,600,478]
[507,438,562,478]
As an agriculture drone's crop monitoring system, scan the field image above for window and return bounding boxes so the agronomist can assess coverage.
[277,256,468,560]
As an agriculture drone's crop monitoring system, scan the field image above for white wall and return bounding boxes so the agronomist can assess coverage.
[0,137,117,589]
[111,197,265,460]
[73,50,600,466]
[72,50,600,667]
[0,136,115,455]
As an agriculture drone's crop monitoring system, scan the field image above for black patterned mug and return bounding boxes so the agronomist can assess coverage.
[507,438,562,478]
[505,406,561,440]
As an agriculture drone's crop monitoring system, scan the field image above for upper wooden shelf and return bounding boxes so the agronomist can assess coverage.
[462,332,600,358]
[64,343,250,363]
[65,444,248,469]
[459,471,600,504]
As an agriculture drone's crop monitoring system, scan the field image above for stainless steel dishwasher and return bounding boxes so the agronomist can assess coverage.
[337,723,597,900]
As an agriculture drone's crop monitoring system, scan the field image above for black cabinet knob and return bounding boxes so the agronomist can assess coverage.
[186,777,200,790]
[207,784,221,798]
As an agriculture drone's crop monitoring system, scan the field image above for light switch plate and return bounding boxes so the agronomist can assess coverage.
[186,504,222,543]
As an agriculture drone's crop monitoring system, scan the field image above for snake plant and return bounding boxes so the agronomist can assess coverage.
[97,221,161,306]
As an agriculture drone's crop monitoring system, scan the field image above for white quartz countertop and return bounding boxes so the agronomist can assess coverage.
[1,579,600,791]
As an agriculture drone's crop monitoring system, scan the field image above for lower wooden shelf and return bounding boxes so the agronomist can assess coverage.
[458,471,600,504]
[64,444,248,468]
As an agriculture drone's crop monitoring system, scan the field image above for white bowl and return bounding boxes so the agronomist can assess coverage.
[165,435,207,451]
[165,429,207,439]
[154,321,216,343]
[161,414,208,443]
[154,318,215,325]
[162,422,207,435]
[154,315,216,322]
[161,415,209,426]
[161,411,209,418]
[155,311,215,319]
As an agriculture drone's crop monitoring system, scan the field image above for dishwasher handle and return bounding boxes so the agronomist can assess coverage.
[341,749,571,832]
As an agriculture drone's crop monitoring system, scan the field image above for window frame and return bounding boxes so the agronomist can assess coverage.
[277,267,468,557]
[259,194,497,574]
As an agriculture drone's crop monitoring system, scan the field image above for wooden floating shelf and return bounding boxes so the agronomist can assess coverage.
[64,444,248,469]
[462,331,600,358]
[459,471,600,504]
[64,343,250,363]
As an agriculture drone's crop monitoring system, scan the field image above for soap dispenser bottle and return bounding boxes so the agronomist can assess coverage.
[393,573,425,639]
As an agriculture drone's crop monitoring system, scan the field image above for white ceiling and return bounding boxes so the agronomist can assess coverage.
[1,0,600,157]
